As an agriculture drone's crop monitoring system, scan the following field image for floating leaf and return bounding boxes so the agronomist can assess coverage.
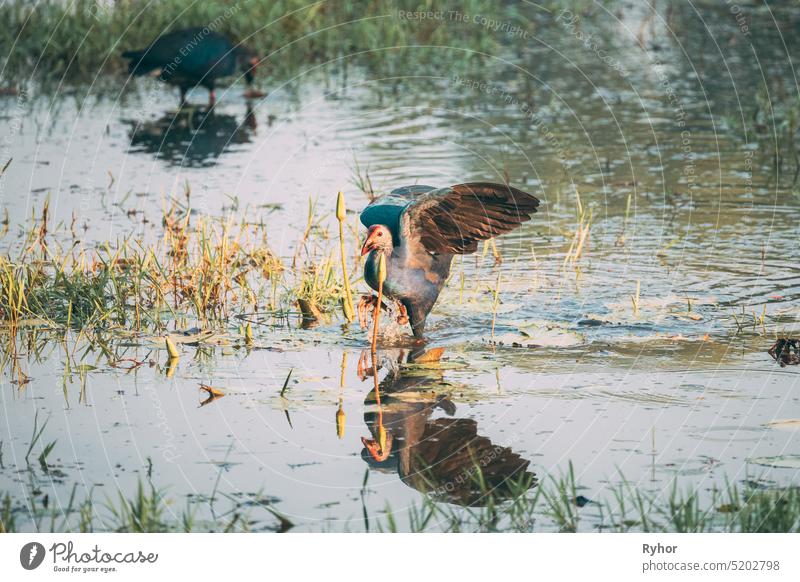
[670,311,703,321]
[411,347,445,364]
[74,364,97,372]
[200,384,225,398]
[491,323,583,348]
[199,384,225,407]
[765,419,800,431]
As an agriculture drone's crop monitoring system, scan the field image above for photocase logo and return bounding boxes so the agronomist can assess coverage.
[20,542,46,570]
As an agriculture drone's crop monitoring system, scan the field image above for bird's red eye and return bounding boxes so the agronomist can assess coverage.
[377,232,383,237]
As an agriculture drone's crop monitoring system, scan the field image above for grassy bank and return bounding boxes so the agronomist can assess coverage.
[0,0,519,83]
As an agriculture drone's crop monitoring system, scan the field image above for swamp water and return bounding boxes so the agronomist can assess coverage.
[1,2,800,531]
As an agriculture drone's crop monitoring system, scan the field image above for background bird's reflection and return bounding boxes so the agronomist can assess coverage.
[359,348,537,507]
[126,104,257,167]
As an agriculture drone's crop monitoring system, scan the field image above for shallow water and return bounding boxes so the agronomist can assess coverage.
[2,2,800,531]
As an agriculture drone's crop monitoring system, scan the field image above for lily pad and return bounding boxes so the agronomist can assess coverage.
[489,320,584,348]
[669,311,704,322]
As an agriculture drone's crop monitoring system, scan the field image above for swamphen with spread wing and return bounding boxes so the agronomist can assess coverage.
[359,182,540,340]
[122,28,258,107]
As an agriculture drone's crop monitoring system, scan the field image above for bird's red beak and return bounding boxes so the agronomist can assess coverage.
[361,436,392,462]
[360,235,373,256]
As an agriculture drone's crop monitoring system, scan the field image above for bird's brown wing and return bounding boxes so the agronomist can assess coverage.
[399,182,540,255]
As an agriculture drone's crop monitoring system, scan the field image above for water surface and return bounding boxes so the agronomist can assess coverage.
[2,2,800,531]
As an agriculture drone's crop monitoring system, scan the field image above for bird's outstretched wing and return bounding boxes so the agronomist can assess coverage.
[400,182,539,255]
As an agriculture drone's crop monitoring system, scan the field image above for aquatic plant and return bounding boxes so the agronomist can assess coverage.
[562,187,592,266]
[370,253,386,352]
[0,198,289,333]
[336,192,356,321]
[376,464,800,534]
[4,460,797,533]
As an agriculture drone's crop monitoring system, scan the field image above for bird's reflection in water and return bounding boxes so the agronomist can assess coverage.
[359,348,536,506]
[127,103,257,167]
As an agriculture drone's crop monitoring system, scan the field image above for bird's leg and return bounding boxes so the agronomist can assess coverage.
[357,294,387,329]
[179,87,187,109]
[357,295,375,329]
[208,89,216,109]
[395,302,409,326]
[356,349,376,380]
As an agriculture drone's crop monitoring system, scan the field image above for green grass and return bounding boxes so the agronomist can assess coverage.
[374,464,800,533]
[0,0,512,84]
[3,460,798,533]
[0,195,357,333]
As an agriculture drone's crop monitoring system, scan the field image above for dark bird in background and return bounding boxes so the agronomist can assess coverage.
[360,349,535,506]
[122,28,259,107]
[359,182,540,340]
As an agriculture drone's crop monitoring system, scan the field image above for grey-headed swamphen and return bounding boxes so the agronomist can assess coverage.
[359,182,540,340]
[122,28,259,107]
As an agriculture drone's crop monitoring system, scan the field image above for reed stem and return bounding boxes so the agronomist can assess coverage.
[336,192,355,322]
[371,253,386,352]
